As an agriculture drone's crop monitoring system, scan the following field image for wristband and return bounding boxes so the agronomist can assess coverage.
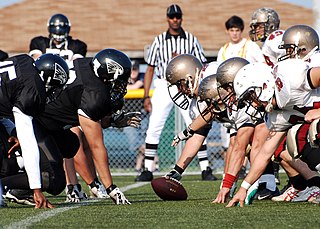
[106,184,117,195]
[143,96,150,101]
[241,180,251,190]
[222,173,237,189]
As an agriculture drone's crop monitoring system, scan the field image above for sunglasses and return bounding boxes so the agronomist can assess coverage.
[168,14,182,19]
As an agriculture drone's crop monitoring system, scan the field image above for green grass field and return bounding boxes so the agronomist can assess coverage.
[1,174,320,228]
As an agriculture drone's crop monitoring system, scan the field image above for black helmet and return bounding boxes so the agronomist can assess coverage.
[92,48,132,112]
[34,53,69,94]
[47,14,71,42]
[92,48,132,83]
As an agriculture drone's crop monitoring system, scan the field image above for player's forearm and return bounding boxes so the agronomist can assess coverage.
[13,107,41,189]
[188,114,208,132]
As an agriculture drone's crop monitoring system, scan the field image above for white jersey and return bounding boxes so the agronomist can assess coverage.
[217,38,265,63]
[266,58,320,131]
[262,30,286,68]
[307,51,320,67]
[227,102,255,135]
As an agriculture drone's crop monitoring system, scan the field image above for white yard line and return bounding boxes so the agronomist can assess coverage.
[4,182,148,229]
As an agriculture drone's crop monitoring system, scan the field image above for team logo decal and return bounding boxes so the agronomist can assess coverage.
[54,63,68,85]
[105,58,124,79]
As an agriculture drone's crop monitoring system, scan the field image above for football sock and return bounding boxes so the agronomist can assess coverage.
[198,144,209,171]
[307,176,320,188]
[289,174,308,190]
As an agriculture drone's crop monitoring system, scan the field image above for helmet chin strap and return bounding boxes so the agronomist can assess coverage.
[188,67,201,97]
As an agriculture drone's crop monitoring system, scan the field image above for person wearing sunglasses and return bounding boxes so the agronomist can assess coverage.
[135,4,214,182]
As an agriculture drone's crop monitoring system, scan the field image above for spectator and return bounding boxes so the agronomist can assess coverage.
[216,15,266,181]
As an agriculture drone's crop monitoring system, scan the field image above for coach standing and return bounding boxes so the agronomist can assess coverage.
[136,4,215,181]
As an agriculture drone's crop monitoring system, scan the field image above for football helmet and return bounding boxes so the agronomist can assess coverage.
[234,62,275,119]
[165,54,203,110]
[34,53,69,99]
[216,57,249,110]
[278,24,319,61]
[197,74,229,123]
[92,48,132,112]
[47,14,71,42]
[249,7,280,42]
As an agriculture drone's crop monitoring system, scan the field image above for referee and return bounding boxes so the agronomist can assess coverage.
[136,4,216,181]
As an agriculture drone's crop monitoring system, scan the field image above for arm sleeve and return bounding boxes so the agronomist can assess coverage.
[13,106,41,189]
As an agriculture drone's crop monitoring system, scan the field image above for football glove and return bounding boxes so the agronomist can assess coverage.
[111,110,141,128]
[171,125,195,146]
[164,169,182,181]
[107,185,131,205]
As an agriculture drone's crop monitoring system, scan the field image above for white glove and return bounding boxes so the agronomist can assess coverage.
[109,187,131,205]
[171,125,195,146]
[111,111,141,128]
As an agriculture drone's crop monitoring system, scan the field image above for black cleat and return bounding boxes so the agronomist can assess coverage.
[4,189,35,206]
[254,183,280,200]
[201,167,219,181]
[135,170,153,182]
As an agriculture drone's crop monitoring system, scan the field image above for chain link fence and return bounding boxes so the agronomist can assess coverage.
[103,93,226,175]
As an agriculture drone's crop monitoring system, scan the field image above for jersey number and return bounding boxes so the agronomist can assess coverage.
[0,61,17,85]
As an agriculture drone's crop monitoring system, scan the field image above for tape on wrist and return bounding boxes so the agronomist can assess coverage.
[241,180,251,190]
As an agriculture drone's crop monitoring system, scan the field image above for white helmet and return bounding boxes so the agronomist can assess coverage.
[234,62,275,115]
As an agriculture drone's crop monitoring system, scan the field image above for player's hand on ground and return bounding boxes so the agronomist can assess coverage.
[33,189,54,209]
[111,111,141,128]
[7,136,20,157]
[109,187,131,205]
[212,187,230,204]
[171,126,194,146]
[226,188,247,208]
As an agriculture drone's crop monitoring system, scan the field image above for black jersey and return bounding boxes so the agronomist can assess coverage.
[38,58,113,131]
[0,54,46,118]
[29,36,87,62]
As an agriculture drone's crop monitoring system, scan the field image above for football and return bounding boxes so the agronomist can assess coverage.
[151,177,188,201]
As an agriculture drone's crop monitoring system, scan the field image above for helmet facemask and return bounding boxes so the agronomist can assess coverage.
[249,8,280,42]
[278,25,319,62]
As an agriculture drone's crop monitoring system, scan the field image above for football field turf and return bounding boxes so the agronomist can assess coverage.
[1,174,319,228]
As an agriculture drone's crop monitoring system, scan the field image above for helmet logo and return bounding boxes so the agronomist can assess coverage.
[54,63,68,84]
[105,58,124,80]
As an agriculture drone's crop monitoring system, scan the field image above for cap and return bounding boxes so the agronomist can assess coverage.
[167,4,183,16]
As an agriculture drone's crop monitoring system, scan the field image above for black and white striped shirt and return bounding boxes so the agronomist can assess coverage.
[146,28,207,79]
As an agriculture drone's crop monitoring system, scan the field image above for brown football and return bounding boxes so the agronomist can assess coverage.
[151,177,188,201]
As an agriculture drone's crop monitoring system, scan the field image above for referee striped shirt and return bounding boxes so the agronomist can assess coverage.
[146,28,207,79]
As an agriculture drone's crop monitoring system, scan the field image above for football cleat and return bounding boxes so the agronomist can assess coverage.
[271,186,301,202]
[291,186,320,202]
[202,167,219,181]
[135,170,153,182]
[237,166,247,180]
[4,189,35,206]
[89,180,109,198]
[254,182,280,200]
